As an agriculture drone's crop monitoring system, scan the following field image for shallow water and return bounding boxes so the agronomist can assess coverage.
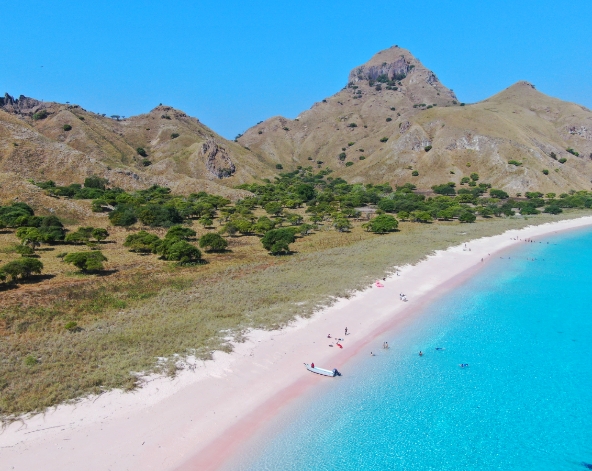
[235,228,592,471]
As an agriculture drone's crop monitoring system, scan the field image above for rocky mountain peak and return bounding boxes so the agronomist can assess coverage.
[347,46,457,103]
[0,93,45,115]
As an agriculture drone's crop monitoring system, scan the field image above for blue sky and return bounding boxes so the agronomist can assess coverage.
[2,0,590,139]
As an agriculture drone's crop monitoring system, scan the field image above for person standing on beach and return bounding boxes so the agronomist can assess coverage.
[345,327,348,336]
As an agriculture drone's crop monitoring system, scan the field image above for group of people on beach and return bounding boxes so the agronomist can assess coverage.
[399,293,408,302]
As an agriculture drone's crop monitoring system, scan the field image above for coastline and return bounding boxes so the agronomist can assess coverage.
[2,215,592,471]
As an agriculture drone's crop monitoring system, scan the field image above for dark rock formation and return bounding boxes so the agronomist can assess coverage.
[0,93,45,114]
[201,139,235,179]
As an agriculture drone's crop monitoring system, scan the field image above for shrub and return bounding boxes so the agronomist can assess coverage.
[558,158,567,164]
[32,110,48,120]
[470,173,479,181]
[424,145,432,152]
[411,170,419,176]
[136,147,147,157]
[432,182,456,196]
[544,205,563,215]
[199,233,228,252]
[276,164,283,170]
[142,159,152,166]
[386,117,392,122]
[508,160,522,166]
[338,153,347,161]
[359,156,366,160]
[283,127,290,131]
[15,245,35,256]
[24,355,38,367]
[390,107,396,111]
[78,116,85,121]
[85,175,109,190]
[348,123,357,128]
[171,133,180,139]
[261,228,296,254]
[542,169,549,175]
[345,162,354,167]
[63,124,72,131]
[566,148,579,156]
[348,142,355,146]
[550,152,557,160]
[124,231,160,253]
[380,137,388,142]
[64,321,79,331]
[64,251,107,272]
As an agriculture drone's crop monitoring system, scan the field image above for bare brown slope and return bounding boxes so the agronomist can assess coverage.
[239,47,592,193]
[0,95,277,199]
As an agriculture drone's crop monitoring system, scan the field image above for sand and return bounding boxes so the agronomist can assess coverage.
[2,216,592,471]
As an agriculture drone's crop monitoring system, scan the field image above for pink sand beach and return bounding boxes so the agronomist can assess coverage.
[2,216,592,471]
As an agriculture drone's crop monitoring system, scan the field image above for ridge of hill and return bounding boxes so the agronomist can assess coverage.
[239,46,592,193]
[0,94,277,201]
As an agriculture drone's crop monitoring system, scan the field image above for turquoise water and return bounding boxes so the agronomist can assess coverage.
[237,227,592,471]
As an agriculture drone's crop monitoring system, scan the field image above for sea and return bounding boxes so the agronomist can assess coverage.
[232,227,592,471]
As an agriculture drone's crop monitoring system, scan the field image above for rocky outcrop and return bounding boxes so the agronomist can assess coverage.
[349,56,411,83]
[201,139,236,179]
[0,93,45,115]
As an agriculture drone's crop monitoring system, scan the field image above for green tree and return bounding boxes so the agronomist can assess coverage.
[264,201,283,216]
[367,214,398,233]
[253,216,276,234]
[124,231,161,253]
[459,211,477,223]
[489,189,509,199]
[64,251,108,272]
[16,227,43,248]
[377,199,396,212]
[261,228,296,254]
[84,176,109,190]
[1,258,43,281]
[92,228,109,241]
[109,205,138,227]
[199,217,214,228]
[162,240,202,265]
[165,225,196,240]
[199,233,228,252]
[411,211,433,223]
[333,217,352,232]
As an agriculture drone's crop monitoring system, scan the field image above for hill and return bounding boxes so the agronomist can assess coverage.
[0,94,277,201]
[239,46,592,194]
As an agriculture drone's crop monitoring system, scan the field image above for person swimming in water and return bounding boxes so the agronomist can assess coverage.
[419,351,423,356]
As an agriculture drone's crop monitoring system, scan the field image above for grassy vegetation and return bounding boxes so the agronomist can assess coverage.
[1,209,590,420]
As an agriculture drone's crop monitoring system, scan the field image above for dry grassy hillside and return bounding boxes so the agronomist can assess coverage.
[239,46,592,194]
[0,95,277,200]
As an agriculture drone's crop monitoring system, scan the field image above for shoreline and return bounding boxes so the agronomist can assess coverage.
[2,215,592,471]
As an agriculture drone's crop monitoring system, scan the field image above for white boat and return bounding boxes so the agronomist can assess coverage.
[304,363,341,377]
